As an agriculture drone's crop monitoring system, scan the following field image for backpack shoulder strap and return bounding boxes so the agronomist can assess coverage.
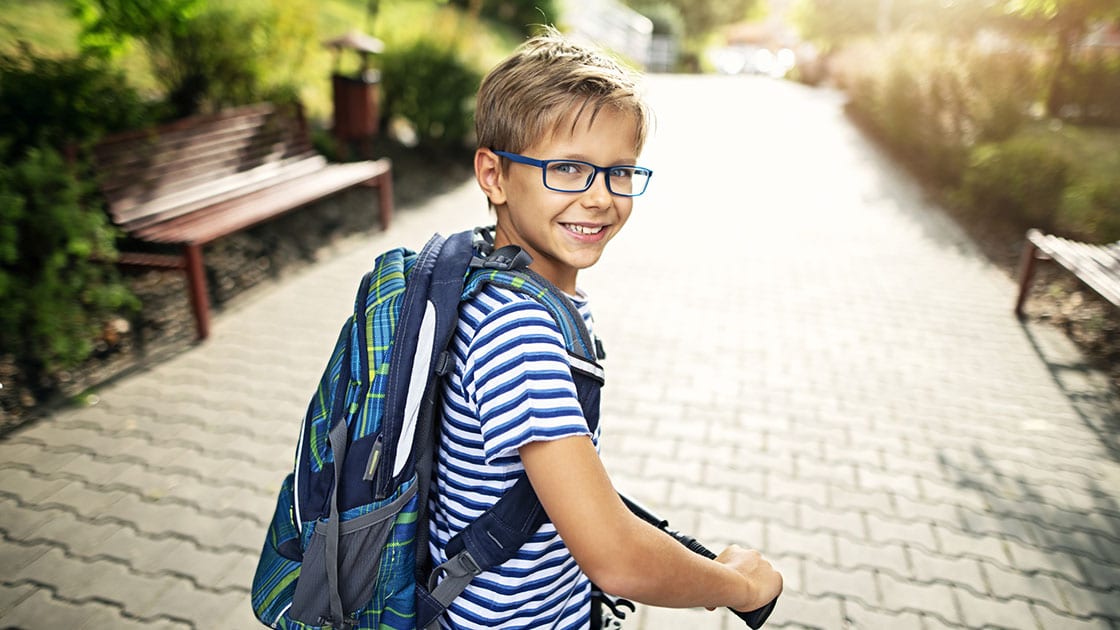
[462,267,604,374]
[417,234,607,629]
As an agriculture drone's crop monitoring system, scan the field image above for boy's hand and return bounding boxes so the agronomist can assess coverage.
[711,545,783,612]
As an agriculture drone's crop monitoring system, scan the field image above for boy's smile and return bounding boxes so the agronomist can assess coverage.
[478,107,642,294]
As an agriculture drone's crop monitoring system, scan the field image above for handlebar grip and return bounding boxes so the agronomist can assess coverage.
[669,532,778,630]
[619,494,777,628]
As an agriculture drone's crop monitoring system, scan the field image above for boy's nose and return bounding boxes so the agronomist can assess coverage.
[581,171,613,208]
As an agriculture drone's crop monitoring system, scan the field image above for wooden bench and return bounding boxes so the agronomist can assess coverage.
[1015,228,1120,317]
[93,102,393,340]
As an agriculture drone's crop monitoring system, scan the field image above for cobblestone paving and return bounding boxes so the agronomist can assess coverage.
[1,75,1117,629]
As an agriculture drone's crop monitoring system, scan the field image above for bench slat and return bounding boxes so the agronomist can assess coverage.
[114,154,326,231]
[95,104,313,226]
[1025,229,1120,307]
[132,159,390,245]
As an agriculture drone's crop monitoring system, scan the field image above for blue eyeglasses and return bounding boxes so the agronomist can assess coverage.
[493,150,653,197]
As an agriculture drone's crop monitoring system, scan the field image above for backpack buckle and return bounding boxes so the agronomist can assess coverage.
[477,245,533,271]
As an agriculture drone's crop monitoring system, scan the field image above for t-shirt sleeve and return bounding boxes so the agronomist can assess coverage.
[461,295,590,464]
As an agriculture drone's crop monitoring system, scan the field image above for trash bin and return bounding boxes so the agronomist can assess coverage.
[324,30,385,159]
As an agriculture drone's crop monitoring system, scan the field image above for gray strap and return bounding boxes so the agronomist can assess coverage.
[424,551,483,628]
[325,419,350,628]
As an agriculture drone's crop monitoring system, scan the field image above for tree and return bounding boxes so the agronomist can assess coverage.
[626,0,760,43]
[792,0,1008,51]
[70,0,314,118]
[1001,0,1120,116]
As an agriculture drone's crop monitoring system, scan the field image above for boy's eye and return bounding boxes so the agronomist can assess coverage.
[549,161,587,176]
[609,167,635,180]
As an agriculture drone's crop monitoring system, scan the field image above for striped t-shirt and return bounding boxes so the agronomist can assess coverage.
[429,282,599,629]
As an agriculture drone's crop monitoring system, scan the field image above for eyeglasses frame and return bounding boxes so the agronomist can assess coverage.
[492,150,653,198]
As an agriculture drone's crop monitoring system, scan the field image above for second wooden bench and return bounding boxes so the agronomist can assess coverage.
[1015,228,1120,316]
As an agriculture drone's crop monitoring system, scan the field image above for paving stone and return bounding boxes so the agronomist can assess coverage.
[767,525,837,565]
[0,442,80,475]
[865,512,937,550]
[797,503,867,540]
[0,583,35,616]
[892,493,962,526]
[18,547,176,617]
[906,545,987,596]
[135,579,247,628]
[0,587,186,630]
[954,585,1040,630]
[0,541,51,576]
[876,573,958,623]
[696,511,765,551]
[804,562,877,603]
[0,497,55,542]
[843,597,926,630]
[669,481,733,516]
[767,591,845,630]
[982,560,1067,613]
[933,524,1012,566]
[0,469,72,505]
[767,476,829,507]
[1032,604,1115,630]
[1054,576,1118,621]
[827,485,896,515]
[836,538,909,576]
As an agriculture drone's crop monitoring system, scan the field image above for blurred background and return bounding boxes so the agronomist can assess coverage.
[1,0,1117,430]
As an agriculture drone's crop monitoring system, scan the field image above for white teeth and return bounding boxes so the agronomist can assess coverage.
[565,224,603,235]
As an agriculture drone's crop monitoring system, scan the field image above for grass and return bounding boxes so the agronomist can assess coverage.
[0,0,81,56]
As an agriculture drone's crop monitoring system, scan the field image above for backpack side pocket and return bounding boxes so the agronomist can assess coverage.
[288,477,419,625]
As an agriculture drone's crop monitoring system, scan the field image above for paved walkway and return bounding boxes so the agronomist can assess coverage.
[1,75,1118,630]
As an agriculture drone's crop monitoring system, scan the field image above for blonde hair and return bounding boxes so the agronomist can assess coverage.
[475,28,651,155]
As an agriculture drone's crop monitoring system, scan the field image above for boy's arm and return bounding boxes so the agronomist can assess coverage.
[519,435,782,612]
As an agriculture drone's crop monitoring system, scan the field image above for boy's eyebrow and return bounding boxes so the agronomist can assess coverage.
[540,146,640,164]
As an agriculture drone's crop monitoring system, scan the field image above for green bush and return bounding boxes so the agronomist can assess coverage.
[379,39,482,148]
[958,136,1071,229]
[841,36,1039,185]
[1051,53,1120,126]
[0,47,149,155]
[0,144,139,380]
[0,50,145,384]
[1060,175,1120,242]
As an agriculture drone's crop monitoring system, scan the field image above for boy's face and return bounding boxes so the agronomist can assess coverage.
[482,107,641,294]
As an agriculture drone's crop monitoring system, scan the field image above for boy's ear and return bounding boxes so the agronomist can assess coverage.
[475,148,507,207]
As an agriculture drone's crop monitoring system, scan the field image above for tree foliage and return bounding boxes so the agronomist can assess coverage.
[626,0,759,42]
[70,0,313,118]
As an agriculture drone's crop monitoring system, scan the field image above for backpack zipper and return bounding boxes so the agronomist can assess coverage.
[363,433,383,481]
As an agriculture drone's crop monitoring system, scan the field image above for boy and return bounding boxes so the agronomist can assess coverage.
[427,29,783,628]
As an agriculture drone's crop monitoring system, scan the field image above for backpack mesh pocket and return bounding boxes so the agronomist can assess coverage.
[288,478,419,625]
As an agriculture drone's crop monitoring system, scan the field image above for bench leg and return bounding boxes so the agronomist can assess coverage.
[1015,239,1041,318]
[377,170,394,230]
[183,244,212,340]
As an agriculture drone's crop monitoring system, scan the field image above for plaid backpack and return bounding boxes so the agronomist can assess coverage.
[250,227,605,629]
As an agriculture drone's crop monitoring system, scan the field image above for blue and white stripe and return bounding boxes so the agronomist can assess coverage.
[430,283,598,629]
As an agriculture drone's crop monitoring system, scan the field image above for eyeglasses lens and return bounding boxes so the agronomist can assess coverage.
[544,162,649,196]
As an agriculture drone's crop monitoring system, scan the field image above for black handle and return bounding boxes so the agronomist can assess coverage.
[667,531,778,629]
[619,495,778,629]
